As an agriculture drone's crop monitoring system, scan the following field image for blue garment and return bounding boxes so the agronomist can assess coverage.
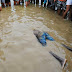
[48,0,50,2]
[35,32,54,46]
[44,32,55,41]
[44,0,47,4]
[36,33,46,46]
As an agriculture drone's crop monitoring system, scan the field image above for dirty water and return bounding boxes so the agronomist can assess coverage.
[0,4,72,72]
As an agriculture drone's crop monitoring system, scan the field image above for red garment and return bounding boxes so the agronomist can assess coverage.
[59,0,65,1]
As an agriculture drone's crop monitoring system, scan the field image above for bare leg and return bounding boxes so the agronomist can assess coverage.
[9,2,11,6]
[28,0,30,5]
[49,51,67,69]
[0,6,2,11]
[63,5,70,18]
[14,1,16,5]
[25,2,28,7]
[57,9,61,15]
[28,1,30,5]
[2,3,5,7]
[17,1,19,4]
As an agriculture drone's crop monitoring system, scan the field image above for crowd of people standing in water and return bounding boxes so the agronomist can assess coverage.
[0,0,30,8]
[0,0,72,21]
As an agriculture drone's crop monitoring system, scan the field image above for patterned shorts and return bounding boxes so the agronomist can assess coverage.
[57,1,66,10]
[5,0,10,3]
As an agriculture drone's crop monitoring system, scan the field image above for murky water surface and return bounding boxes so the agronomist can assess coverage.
[0,4,72,72]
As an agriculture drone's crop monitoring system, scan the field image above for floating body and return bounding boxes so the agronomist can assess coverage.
[62,44,72,52]
[49,51,67,69]
[33,29,46,46]
[33,29,54,46]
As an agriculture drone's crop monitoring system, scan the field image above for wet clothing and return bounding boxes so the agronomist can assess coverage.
[57,0,66,10]
[35,32,54,46]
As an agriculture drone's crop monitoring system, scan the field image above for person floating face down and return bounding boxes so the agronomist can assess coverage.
[33,29,54,46]
[63,0,72,20]
[54,0,66,15]
[25,0,30,7]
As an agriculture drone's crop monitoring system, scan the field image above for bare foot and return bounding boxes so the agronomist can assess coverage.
[62,59,67,69]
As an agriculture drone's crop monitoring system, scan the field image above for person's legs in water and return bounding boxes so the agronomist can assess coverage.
[70,6,72,21]
[14,0,16,5]
[1,0,6,7]
[57,1,66,15]
[0,2,2,11]
[50,0,54,7]
[20,0,23,5]
[63,5,70,18]
[8,0,11,6]
[54,0,58,11]
[57,1,61,15]
[63,0,72,18]
[60,1,66,16]
[44,0,47,4]
[16,0,20,5]
[25,1,28,7]
[25,0,29,7]
[28,0,30,5]
[5,0,11,6]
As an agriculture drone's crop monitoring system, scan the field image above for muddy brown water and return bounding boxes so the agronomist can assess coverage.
[0,4,72,72]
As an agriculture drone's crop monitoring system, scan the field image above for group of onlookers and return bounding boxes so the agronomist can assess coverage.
[0,0,19,11]
[0,0,30,10]
[43,0,72,21]
[0,0,72,21]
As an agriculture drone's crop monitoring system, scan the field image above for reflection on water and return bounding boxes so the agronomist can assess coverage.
[0,4,72,72]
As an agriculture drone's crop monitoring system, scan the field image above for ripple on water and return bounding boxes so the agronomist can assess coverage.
[0,5,72,72]
[0,38,3,43]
